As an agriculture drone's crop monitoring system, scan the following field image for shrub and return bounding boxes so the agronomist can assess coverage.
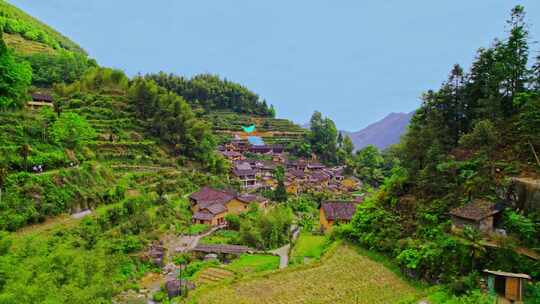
[50,112,96,148]
[225,214,240,230]
[503,210,537,245]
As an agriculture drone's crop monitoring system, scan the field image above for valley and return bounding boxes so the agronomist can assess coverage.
[1,1,540,304]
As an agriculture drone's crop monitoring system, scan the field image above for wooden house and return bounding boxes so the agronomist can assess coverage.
[232,166,257,190]
[341,176,361,191]
[249,144,272,154]
[220,150,245,161]
[237,194,269,210]
[27,93,54,110]
[189,187,261,226]
[272,144,284,154]
[319,201,359,231]
[307,162,325,171]
[449,199,503,234]
[285,181,298,195]
[484,270,531,302]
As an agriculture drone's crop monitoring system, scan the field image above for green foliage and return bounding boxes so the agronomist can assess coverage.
[353,145,385,185]
[225,254,279,273]
[128,77,227,172]
[146,72,274,116]
[514,92,540,149]
[287,195,318,231]
[458,120,498,151]
[0,31,32,110]
[181,260,219,280]
[19,50,96,86]
[0,0,85,53]
[184,224,209,235]
[239,206,293,250]
[290,233,328,264]
[224,214,240,231]
[307,111,338,163]
[199,230,240,245]
[503,210,538,246]
[50,112,96,148]
[426,289,494,304]
[349,198,402,253]
[396,237,470,283]
[0,162,113,231]
[55,67,129,96]
[526,282,540,303]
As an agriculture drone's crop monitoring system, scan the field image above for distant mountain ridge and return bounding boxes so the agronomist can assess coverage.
[344,112,414,150]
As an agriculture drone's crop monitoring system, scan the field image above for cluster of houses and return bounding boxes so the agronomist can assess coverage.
[219,136,361,194]
[189,187,268,226]
[189,185,361,234]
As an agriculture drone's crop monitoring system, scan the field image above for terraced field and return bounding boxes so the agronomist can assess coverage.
[185,244,421,304]
[195,267,235,286]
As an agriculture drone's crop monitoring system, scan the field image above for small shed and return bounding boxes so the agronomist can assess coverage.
[319,201,359,231]
[27,93,54,110]
[449,199,503,234]
[484,269,531,302]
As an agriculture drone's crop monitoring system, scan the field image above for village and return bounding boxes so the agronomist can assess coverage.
[18,92,540,304]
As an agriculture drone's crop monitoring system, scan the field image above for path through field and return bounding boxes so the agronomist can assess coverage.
[185,244,421,304]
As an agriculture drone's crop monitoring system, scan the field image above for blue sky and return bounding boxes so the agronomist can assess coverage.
[10,0,540,131]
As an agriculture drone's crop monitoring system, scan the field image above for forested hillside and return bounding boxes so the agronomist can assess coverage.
[146,73,275,117]
[0,0,84,54]
[336,5,540,300]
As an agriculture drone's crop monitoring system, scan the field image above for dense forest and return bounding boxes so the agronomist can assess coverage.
[146,73,275,117]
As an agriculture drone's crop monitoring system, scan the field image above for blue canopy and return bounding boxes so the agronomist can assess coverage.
[241,124,256,133]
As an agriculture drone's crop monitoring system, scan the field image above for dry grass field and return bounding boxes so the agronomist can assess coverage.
[184,244,421,304]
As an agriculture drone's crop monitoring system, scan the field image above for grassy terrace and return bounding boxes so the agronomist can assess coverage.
[184,244,422,304]
[225,254,280,274]
[290,233,328,264]
[203,111,306,133]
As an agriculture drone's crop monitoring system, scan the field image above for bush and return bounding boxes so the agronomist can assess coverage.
[503,210,537,246]
[50,112,96,148]
[239,206,293,250]
[185,224,209,235]
[225,214,240,230]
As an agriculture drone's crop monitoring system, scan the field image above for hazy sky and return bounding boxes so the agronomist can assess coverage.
[10,1,540,131]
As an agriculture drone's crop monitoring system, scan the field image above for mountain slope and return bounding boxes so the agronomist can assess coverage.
[346,112,414,150]
[0,0,85,54]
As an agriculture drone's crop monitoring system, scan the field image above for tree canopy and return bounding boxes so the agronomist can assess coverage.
[0,30,31,110]
[146,72,275,117]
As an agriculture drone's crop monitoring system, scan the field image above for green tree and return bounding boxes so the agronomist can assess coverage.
[458,119,499,151]
[0,165,7,203]
[129,77,160,119]
[353,145,384,185]
[308,111,338,163]
[18,143,31,171]
[50,113,96,148]
[499,5,530,113]
[462,226,486,271]
[273,165,288,202]
[337,135,355,165]
[0,30,32,110]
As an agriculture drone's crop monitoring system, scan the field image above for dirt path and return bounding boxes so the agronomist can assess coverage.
[165,224,226,258]
[269,225,300,269]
